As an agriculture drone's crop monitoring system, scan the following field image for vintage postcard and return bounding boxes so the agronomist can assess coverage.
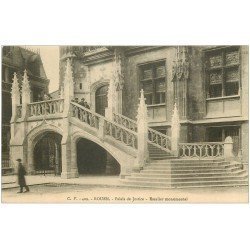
[1,45,249,203]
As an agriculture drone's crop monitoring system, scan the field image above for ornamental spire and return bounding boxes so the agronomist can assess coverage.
[21,69,31,104]
[11,72,20,103]
[63,58,74,101]
[137,89,148,122]
[171,103,180,156]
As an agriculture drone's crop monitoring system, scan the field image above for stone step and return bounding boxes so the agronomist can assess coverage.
[122,180,248,189]
[141,166,243,174]
[132,170,247,178]
[145,162,230,168]
[144,165,237,171]
[127,175,248,183]
[147,160,229,166]
[150,158,225,164]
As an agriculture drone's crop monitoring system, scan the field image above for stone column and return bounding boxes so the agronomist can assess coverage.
[63,58,75,117]
[21,70,31,120]
[60,59,78,178]
[224,136,234,159]
[105,79,116,120]
[136,89,149,170]
[113,48,125,114]
[171,103,180,157]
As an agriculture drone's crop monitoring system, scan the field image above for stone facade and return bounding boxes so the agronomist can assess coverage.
[2,46,49,168]
[59,46,248,162]
[7,45,248,180]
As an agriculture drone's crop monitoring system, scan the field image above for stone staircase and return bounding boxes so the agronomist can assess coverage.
[123,158,248,189]
[148,143,173,160]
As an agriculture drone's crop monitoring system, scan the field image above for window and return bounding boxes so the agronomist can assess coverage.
[139,61,166,105]
[205,47,240,98]
[79,83,83,89]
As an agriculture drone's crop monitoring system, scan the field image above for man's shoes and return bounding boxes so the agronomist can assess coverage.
[17,191,23,193]
[24,190,29,193]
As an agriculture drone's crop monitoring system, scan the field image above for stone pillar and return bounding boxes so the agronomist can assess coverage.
[60,59,78,178]
[21,70,31,120]
[98,116,105,140]
[113,48,125,114]
[136,89,149,170]
[171,103,180,157]
[10,72,20,123]
[224,136,234,159]
[61,118,78,179]
[63,58,75,116]
[105,79,116,120]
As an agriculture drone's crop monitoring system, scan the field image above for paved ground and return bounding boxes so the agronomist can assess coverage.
[1,175,248,203]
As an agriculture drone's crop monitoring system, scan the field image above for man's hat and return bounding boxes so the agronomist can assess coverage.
[16,158,22,162]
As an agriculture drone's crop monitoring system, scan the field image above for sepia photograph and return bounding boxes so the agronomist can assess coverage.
[1,45,249,203]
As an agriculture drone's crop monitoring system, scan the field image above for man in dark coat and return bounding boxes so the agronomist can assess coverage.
[16,159,29,193]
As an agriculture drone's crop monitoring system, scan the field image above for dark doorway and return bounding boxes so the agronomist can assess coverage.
[77,138,120,175]
[95,85,108,116]
[34,132,62,175]
[207,126,240,156]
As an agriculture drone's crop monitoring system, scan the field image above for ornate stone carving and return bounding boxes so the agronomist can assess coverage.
[226,68,239,82]
[209,55,222,67]
[226,51,239,65]
[113,48,125,91]
[172,46,190,81]
[210,71,223,84]
[21,69,31,104]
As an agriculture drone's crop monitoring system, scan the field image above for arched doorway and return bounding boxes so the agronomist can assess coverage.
[95,85,108,116]
[34,132,62,175]
[77,138,120,175]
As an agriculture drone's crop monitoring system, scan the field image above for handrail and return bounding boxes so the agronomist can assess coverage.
[179,142,224,158]
[71,102,101,129]
[104,120,138,149]
[113,112,138,132]
[148,127,171,140]
[71,102,138,149]
[29,98,64,105]
[28,98,64,117]
[112,112,172,153]
[105,119,138,136]
[148,127,171,152]
[71,101,103,119]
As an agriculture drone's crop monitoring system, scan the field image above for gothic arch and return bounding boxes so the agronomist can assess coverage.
[90,78,110,112]
[25,122,64,173]
[71,130,122,167]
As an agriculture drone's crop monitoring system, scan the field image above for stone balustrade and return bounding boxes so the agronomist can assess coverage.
[28,99,64,117]
[104,120,138,149]
[71,102,101,129]
[71,102,138,150]
[148,127,172,153]
[179,142,224,158]
[113,112,138,132]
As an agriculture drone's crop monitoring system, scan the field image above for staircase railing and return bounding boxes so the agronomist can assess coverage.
[71,102,138,150]
[148,128,171,153]
[105,120,137,149]
[28,99,64,117]
[71,102,101,129]
[113,113,138,132]
[179,142,224,158]
[113,112,172,153]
